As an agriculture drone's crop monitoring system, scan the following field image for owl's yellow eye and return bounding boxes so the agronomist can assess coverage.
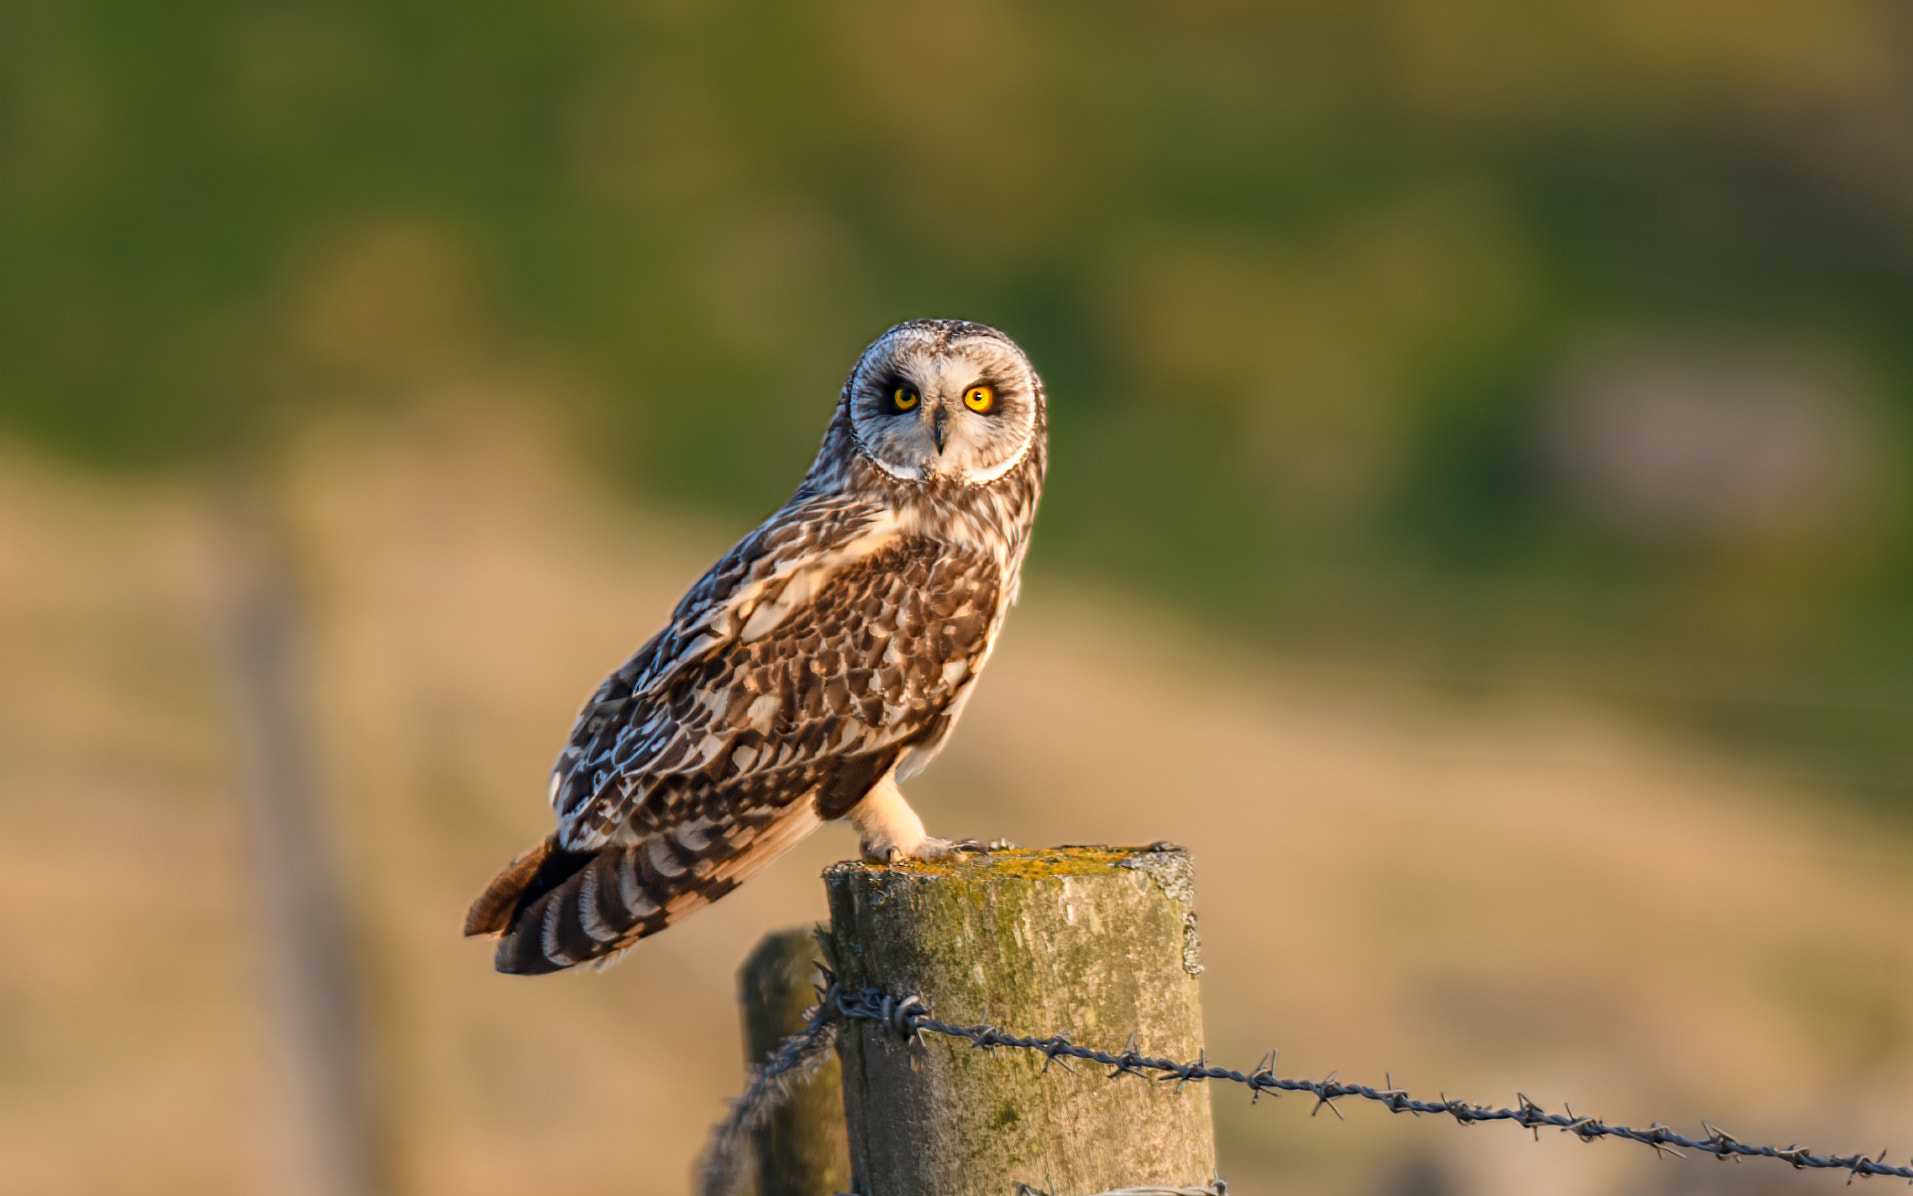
[892,386,919,412]
[963,384,996,414]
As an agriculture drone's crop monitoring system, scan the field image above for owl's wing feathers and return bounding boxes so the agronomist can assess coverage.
[554,493,913,845]
[471,496,1004,973]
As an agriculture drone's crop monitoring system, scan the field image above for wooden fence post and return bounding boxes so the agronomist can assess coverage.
[824,846,1217,1196]
[735,927,851,1196]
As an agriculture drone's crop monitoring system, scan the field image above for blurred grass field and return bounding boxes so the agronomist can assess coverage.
[6,0,1913,811]
[2,403,1907,1195]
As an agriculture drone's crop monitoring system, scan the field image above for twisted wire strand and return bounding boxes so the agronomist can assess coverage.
[697,995,839,1196]
[826,982,1913,1186]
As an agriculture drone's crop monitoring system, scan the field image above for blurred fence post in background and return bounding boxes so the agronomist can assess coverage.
[734,927,851,1196]
[823,847,1216,1196]
[220,493,385,1196]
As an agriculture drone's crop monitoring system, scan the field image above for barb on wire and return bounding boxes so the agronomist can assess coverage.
[696,975,840,1196]
[823,982,1913,1187]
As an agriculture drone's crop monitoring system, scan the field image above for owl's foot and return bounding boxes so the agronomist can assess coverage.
[847,775,998,862]
[879,836,991,863]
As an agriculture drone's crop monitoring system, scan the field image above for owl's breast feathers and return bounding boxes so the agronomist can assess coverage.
[465,491,1019,972]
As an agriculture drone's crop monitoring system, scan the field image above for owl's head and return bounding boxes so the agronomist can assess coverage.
[842,320,1044,486]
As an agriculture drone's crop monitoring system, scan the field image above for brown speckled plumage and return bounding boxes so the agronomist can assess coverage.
[466,320,1046,974]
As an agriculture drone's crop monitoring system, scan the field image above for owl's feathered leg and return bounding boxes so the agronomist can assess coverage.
[846,772,978,861]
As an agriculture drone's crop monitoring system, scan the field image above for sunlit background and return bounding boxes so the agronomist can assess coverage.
[3,2,1911,1194]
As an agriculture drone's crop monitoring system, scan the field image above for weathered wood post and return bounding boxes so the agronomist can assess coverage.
[734,927,852,1196]
[825,846,1217,1196]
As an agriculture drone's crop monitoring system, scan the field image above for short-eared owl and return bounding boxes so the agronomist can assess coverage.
[466,320,1047,974]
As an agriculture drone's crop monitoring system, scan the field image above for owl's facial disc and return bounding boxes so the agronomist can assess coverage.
[847,324,1040,485]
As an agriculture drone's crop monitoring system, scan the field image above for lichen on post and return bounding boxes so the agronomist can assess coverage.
[824,846,1217,1196]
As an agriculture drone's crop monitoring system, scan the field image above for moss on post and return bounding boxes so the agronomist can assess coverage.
[825,846,1217,1196]
[736,927,850,1196]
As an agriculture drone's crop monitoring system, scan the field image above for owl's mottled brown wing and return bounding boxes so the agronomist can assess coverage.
[471,501,1003,973]
[560,523,1002,849]
[549,492,894,837]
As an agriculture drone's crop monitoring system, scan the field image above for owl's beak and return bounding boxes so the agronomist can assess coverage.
[932,407,949,455]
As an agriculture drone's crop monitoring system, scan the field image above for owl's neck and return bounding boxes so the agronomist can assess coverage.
[874,448,1045,576]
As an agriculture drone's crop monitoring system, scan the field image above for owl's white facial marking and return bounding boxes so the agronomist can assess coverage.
[845,322,1041,487]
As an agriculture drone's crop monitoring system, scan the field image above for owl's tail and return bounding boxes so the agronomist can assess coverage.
[464,806,824,974]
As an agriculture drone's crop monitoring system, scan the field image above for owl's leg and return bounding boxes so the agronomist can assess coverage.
[846,772,978,861]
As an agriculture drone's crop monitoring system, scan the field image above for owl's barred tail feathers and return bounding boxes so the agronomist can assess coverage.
[464,805,823,974]
[463,834,725,975]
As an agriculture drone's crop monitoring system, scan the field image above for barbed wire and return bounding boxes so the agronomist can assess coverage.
[779,977,1909,1187]
[702,973,1912,1191]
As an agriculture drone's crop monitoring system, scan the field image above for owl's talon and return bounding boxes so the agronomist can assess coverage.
[862,835,990,864]
[912,836,987,859]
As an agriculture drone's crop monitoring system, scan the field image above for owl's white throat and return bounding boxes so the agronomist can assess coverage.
[856,440,1030,487]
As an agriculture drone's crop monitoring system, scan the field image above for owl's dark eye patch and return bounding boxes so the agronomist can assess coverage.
[884,380,920,413]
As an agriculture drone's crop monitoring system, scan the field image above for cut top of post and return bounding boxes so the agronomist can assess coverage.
[824,843,1194,891]
[823,844,1204,981]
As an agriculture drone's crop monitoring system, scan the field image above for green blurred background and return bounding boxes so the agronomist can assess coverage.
[7,0,1912,806]
[5,3,1913,1195]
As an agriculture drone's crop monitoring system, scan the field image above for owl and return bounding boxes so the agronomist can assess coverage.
[465,319,1048,974]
